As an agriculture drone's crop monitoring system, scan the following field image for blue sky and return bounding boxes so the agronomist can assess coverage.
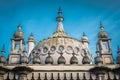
[0,0,120,62]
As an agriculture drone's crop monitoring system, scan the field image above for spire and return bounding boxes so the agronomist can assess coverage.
[83,32,86,36]
[0,44,6,64]
[18,24,22,30]
[52,7,68,37]
[30,33,33,36]
[1,44,5,56]
[100,21,104,31]
[56,7,64,22]
[82,32,88,42]
[28,33,35,41]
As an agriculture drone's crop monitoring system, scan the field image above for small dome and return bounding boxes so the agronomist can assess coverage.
[98,31,108,38]
[21,56,28,64]
[94,51,103,65]
[70,56,78,64]
[57,55,66,64]
[45,55,54,64]
[82,32,88,42]
[14,25,24,39]
[82,36,88,42]
[94,56,103,64]
[28,33,35,42]
[82,55,90,64]
[33,56,41,64]
[0,56,6,64]
[98,22,108,38]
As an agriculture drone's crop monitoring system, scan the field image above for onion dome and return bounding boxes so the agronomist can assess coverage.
[70,53,78,64]
[29,7,92,65]
[94,50,103,65]
[14,24,24,39]
[0,45,6,64]
[82,50,90,64]
[57,53,66,64]
[82,32,88,42]
[28,33,35,43]
[45,52,54,64]
[98,22,108,38]
[116,46,120,64]
[21,48,28,64]
[33,53,41,64]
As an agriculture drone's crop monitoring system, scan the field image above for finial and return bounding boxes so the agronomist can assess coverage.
[83,32,86,36]
[58,7,62,16]
[100,21,104,31]
[30,32,33,36]
[1,44,5,56]
[18,24,22,30]
[56,7,64,22]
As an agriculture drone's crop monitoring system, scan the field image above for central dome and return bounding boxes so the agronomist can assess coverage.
[29,8,92,64]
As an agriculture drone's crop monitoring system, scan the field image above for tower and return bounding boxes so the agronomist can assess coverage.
[81,32,89,49]
[27,33,35,56]
[8,24,24,64]
[96,21,114,64]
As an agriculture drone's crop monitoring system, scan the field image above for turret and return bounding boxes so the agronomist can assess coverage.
[81,32,89,49]
[0,45,6,66]
[9,24,25,64]
[28,33,35,56]
[96,21,113,64]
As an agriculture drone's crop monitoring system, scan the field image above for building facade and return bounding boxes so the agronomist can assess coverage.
[0,8,120,80]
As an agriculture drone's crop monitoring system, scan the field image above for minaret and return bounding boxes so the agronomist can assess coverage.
[52,7,68,37]
[0,45,6,66]
[81,32,89,49]
[27,33,35,56]
[8,24,24,64]
[96,21,114,64]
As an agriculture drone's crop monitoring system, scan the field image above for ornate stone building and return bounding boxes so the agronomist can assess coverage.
[0,8,120,80]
